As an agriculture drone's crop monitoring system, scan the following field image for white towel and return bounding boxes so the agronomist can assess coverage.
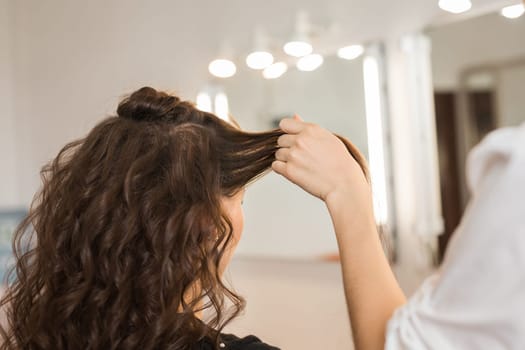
[385,123,525,350]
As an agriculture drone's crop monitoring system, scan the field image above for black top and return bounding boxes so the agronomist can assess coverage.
[196,333,280,350]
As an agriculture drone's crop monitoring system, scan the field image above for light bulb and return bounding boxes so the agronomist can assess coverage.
[337,45,365,60]
[438,0,472,14]
[196,92,212,113]
[214,93,229,121]
[296,54,324,72]
[283,41,313,57]
[263,62,288,79]
[208,59,237,78]
[246,51,274,70]
[501,4,524,19]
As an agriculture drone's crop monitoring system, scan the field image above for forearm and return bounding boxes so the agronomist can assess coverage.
[327,191,406,350]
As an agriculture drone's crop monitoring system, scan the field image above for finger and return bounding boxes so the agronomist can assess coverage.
[277,134,296,148]
[275,148,291,162]
[271,160,287,176]
[293,114,304,122]
[279,118,307,134]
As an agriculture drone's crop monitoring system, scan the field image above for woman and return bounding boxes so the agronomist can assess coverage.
[274,117,525,349]
[0,87,367,350]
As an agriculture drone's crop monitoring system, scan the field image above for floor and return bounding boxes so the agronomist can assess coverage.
[224,257,435,350]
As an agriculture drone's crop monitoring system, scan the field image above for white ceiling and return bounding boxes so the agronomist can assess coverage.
[135,0,516,50]
[11,0,515,57]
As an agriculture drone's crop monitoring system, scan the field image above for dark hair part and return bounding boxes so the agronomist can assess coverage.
[0,87,368,350]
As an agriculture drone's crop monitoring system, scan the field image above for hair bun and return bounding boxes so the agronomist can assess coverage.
[117,86,181,122]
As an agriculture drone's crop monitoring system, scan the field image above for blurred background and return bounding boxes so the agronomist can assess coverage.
[0,0,524,348]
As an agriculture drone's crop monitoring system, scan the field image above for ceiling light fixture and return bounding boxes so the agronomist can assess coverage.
[284,41,313,57]
[208,59,237,78]
[246,28,274,70]
[263,62,288,79]
[337,45,365,60]
[438,0,472,14]
[501,4,525,19]
[246,51,274,70]
[284,11,313,57]
[296,54,324,72]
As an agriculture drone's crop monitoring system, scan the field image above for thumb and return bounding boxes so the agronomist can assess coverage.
[293,114,304,122]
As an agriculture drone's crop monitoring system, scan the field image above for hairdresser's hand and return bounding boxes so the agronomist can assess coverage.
[272,116,373,215]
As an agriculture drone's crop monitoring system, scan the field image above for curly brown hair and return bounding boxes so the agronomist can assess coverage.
[0,87,368,350]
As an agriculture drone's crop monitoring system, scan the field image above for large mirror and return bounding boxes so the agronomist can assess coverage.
[211,48,392,260]
[428,9,525,258]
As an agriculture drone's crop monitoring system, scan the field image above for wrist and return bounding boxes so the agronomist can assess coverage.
[325,181,373,214]
[325,186,377,235]
[325,186,354,212]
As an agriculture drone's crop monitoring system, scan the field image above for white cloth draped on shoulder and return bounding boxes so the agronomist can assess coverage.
[385,123,525,349]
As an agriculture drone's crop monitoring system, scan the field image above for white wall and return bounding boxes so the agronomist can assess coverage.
[10,0,217,205]
[429,13,525,90]
[498,63,525,127]
[0,0,19,208]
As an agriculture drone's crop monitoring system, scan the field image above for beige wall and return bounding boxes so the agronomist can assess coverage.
[498,63,525,127]
[0,0,19,208]
[429,12,525,90]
